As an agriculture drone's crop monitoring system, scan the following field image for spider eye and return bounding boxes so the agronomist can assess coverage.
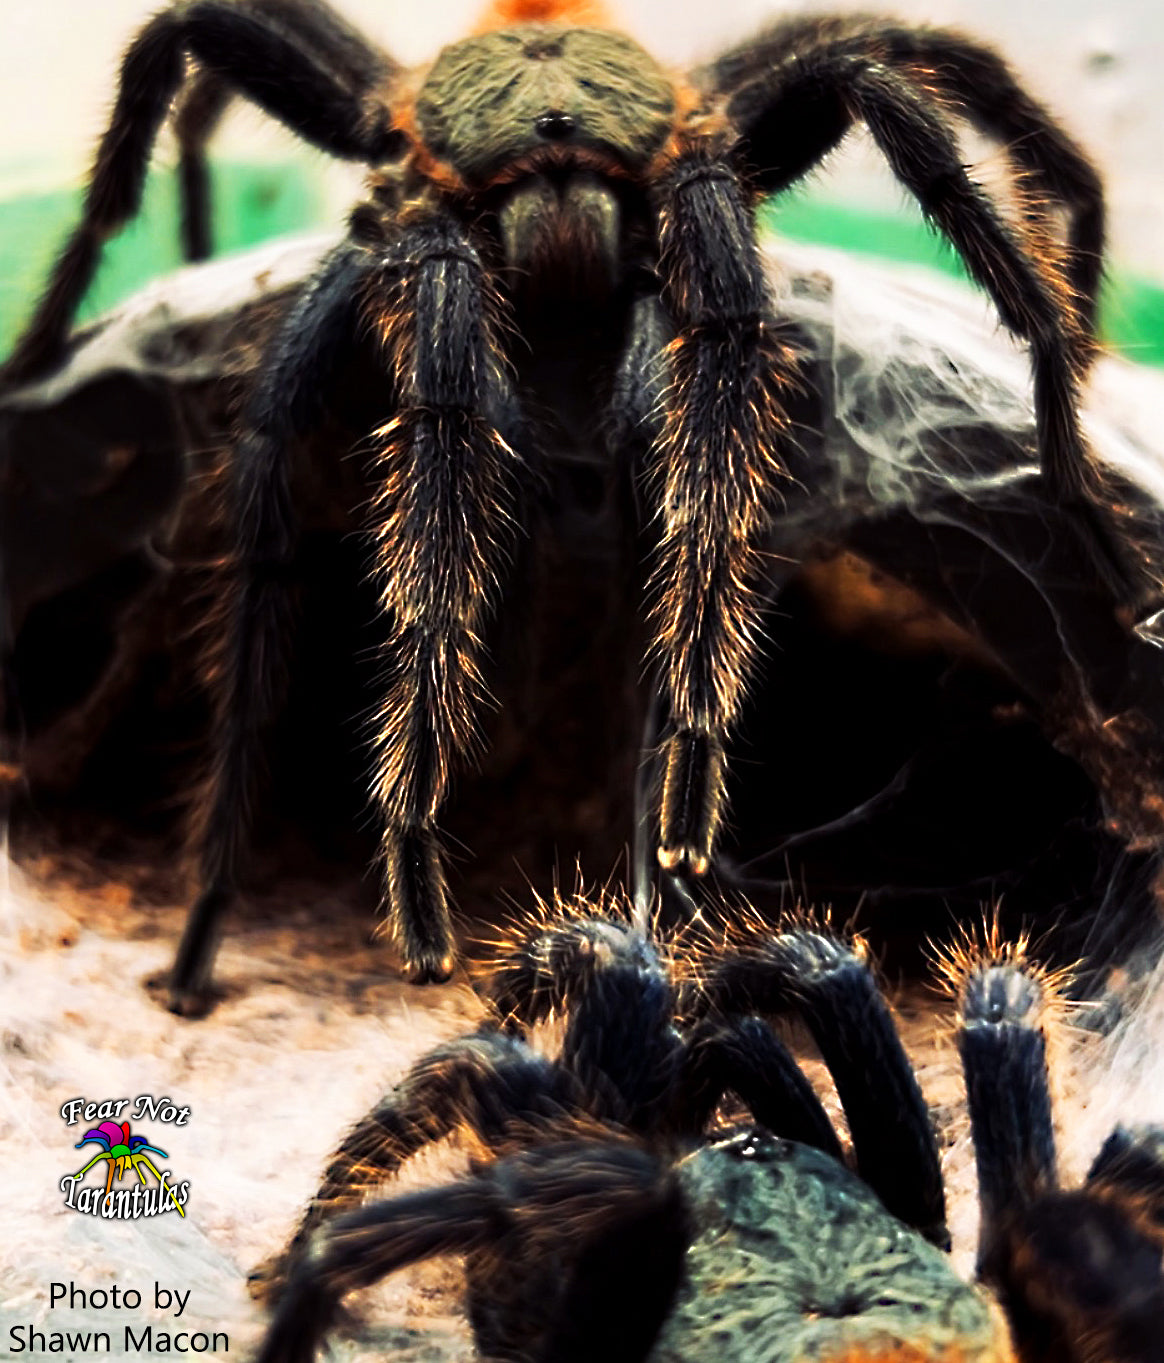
[535,110,575,140]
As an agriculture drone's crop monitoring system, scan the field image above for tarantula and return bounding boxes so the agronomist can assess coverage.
[2,0,1141,1007]
[249,895,1164,1362]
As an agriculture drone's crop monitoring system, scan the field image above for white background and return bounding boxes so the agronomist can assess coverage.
[2,0,1162,276]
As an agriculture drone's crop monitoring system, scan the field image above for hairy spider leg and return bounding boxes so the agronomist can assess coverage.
[180,211,517,1001]
[649,148,802,880]
[173,0,395,261]
[172,71,234,263]
[724,52,1135,598]
[957,956,1164,1362]
[365,211,520,984]
[957,940,1058,1255]
[255,1143,683,1363]
[263,908,854,1301]
[483,909,845,1154]
[677,1015,843,1160]
[1087,1124,1164,1249]
[0,0,400,387]
[0,552,20,841]
[173,242,372,1014]
[696,927,949,1247]
[251,1029,576,1302]
[704,16,1105,336]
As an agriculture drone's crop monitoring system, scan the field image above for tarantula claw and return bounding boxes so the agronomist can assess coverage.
[658,730,725,876]
[246,1255,286,1306]
[385,827,457,985]
[657,845,711,876]
[164,882,232,1015]
[403,949,457,986]
[165,987,214,1020]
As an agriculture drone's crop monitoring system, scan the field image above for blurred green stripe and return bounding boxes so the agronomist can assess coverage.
[0,166,1161,367]
[761,196,1164,368]
[0,162,319,354]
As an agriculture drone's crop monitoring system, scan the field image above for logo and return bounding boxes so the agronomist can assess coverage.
[59,1096,191,1220]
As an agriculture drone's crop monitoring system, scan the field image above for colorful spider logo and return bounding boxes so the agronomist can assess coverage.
[72,1121,185,1216]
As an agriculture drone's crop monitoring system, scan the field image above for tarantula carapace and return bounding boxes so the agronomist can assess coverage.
[2,0,1140,1008]
[249,896,1164,1362]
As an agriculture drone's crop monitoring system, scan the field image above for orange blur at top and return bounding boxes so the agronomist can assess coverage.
[474,0,615,31]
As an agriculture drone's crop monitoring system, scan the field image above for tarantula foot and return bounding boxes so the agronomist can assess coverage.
[165,984,215,1019]
[247,1253,288,1306]
[164,882,233,1015]
[657,843,711,876]
[385,828,458,984]
[403,946,456,985]
[1088,1124,1164,1219]
[658,729,726,877]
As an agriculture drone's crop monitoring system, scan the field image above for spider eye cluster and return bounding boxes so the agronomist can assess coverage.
[413,26,676,186]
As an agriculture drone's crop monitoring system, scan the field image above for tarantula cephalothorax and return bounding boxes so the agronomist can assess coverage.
[3,0,1141,1006]
[249,897,1164,1363]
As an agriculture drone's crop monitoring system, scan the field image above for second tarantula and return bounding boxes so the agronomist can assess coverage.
[5,0,1137,1006]
[251,897,1164,1362]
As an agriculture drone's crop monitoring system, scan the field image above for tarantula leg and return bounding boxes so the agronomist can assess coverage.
[725,57,1135,597]
[677,1016,843,1160]
[955,954,1057,1262]
[255,1144,680,1363]
[657,730,726,877]
[1,0,399,386]
[530,1165,689,1363]
[879,29,1104,338]
[1087,1125,1164,1248]
[704,19,1105,337]
[174,0,395,262]
[956,958,1164,1362]
[698,928,948,1245]
[172,70,233,263]
[366,215,519,984]
[483,907,683,1129]
[0,550,22,830]
[380,827,456,984]
[486,910,660,1027]
[252,1029,576,1303]
[649,150,801,877]
[170,242,371,1015]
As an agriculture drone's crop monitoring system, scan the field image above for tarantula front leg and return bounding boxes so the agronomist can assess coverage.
[648,149,803,878]
[256,1143,682,1363]
[366,213,520,983]
[181,214,515,1003]
[1,0,398,387]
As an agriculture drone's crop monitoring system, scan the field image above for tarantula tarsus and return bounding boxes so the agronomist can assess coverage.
[249,895,1164,1362]
[3,0,1139,1008]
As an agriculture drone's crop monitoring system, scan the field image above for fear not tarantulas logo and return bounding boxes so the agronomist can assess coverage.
[59,1096,192,1220]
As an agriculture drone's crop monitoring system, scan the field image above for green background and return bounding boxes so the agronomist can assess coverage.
[2,161,1162,367]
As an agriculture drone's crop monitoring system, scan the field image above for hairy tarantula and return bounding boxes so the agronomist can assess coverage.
[248,896,1164,1362]
[3,0,1143,1008]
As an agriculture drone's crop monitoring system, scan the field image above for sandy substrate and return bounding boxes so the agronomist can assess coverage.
[0,853,483,1362]
[2,846,1162,1362]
